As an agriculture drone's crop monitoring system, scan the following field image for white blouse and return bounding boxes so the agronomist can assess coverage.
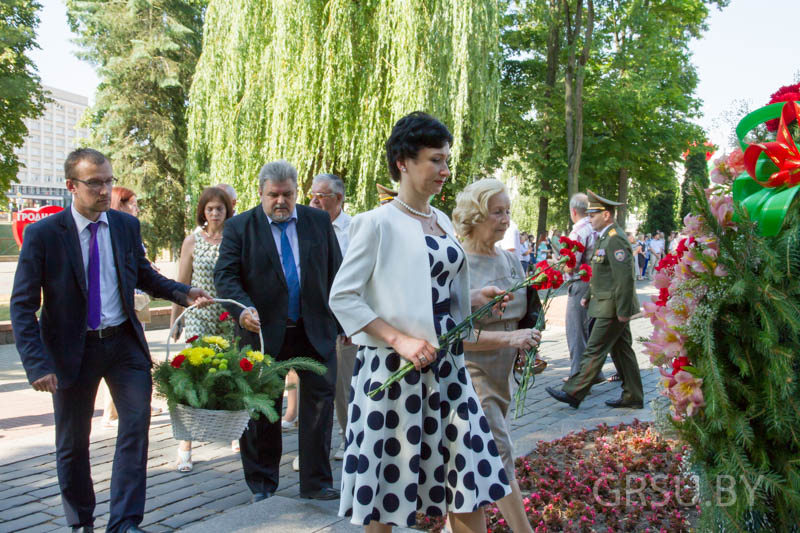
[329,203,472,349]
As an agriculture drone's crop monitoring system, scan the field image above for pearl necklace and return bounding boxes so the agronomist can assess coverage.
[395,198,434,218]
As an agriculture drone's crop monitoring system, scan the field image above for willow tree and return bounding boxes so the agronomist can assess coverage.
[187,0,501,213]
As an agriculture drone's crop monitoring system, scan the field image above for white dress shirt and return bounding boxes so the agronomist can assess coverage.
[568,215,596,279]
[71,205,126,329]
[266,207,302,284]
[500,220,522,262]
[332,209,352,257]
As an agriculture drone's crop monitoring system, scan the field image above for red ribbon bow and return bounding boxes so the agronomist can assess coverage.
[743,101,800,188]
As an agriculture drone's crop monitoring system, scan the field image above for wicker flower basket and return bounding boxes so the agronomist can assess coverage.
[165,298,264,442]
[169,403,253,442]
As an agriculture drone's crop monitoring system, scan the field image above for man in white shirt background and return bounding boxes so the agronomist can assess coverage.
[309,173,353,461]
[501,218,523,263]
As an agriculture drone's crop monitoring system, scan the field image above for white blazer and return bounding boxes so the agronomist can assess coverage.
[329,203,472,349]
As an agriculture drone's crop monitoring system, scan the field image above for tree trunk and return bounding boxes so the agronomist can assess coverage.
[563,0,594,201]
[536,0,562,237]
[617,167,629,228]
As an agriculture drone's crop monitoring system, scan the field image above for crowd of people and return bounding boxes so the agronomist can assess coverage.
[10,112,647,533]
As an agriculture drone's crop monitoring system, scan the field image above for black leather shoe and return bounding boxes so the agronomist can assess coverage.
[125,527,149,533]
[72,528,93,533]
[545,386,581,409]
[605,398,644,409]
[251,491,273,503]
[300,487,340,500]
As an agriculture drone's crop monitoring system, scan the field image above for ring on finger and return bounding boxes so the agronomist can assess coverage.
[419,355,428,364]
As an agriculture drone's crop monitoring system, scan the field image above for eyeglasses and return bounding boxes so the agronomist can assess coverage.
[307,192,337,200]
[71,177,118,191]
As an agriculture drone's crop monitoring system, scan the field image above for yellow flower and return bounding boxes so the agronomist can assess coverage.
[183,346,215,366]
[203,336,230,350]
[247,350,265,362]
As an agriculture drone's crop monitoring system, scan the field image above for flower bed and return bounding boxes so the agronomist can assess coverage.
[416,421,698,532]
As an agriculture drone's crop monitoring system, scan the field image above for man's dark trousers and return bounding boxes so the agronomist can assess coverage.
[239,321,337,495]
[563,318,643,403]
[54,321,151,533]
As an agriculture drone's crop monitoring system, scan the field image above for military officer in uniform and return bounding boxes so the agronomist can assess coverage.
[545,190,644,409]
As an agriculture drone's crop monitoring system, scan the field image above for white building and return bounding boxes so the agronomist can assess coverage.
[9,86,90,208]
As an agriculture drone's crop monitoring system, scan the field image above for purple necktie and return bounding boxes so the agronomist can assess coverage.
[87,221,102,329]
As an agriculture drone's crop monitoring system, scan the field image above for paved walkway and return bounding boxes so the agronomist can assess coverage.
[0,283,659,532]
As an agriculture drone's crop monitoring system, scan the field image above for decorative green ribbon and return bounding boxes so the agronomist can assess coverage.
[732,102,799,237]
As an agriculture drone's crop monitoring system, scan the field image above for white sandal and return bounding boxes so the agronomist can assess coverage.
[176,448,193,473]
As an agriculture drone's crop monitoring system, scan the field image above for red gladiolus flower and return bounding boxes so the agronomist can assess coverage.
[671,356,691,376]
[239,358,254,372]
[675,238,689,258]
[171,354,186,368]
[656,287,670,307]
[560,248,577,269]
[578,264,592,282]
[186,335,199,343]
[219,311,230,321]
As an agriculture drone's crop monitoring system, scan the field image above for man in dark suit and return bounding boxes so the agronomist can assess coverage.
[215,160,342,502]
[11,149,212,533]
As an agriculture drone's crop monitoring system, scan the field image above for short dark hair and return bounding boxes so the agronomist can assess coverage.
[64,148,108,182]
[196,186,234,227]
[385,112,453,182]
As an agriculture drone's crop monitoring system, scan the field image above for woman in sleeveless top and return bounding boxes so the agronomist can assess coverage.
[169,187,233,472]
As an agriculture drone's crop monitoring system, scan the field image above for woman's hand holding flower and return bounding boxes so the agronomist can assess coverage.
[393,334,437,371]
[505,328,541,351]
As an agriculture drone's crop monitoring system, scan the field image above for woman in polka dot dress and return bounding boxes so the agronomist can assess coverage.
[330,113,512,532]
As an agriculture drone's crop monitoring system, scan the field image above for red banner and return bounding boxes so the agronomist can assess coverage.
[12,205,64,247]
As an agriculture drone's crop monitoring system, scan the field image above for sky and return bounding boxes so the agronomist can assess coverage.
[29,0,800,151]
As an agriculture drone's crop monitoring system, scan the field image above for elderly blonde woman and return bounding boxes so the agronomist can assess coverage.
[452,178,538,533]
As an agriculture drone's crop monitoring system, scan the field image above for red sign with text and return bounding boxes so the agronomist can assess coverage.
[12,205,64,247]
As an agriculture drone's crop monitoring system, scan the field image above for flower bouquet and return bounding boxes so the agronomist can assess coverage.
[154,300,325,442]
[513,238,592,417]
[641,97,800,530]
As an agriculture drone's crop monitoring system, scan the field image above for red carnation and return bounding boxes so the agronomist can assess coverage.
[578,264,592,282]
[239,358,254,372]
[671,355,691,376]
[572,241,585,253]
[535,260,550,271]
[766,83,800,131]
[548,270,564,289]
[219,311,230,321]
[186,335,199,343]
[559,235,570,245]
[560,248,577,269]
[171,354,186,368]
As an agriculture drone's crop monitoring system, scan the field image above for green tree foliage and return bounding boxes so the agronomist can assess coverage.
[494,0,568,236]
[187,0,501,214]
[0,0,46,200]
[641,188,677,235]
[680,144,712,220]
[66,0,206,255]
[495,0,725,232]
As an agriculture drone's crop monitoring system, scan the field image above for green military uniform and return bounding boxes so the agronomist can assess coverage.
[562,191,643,405]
